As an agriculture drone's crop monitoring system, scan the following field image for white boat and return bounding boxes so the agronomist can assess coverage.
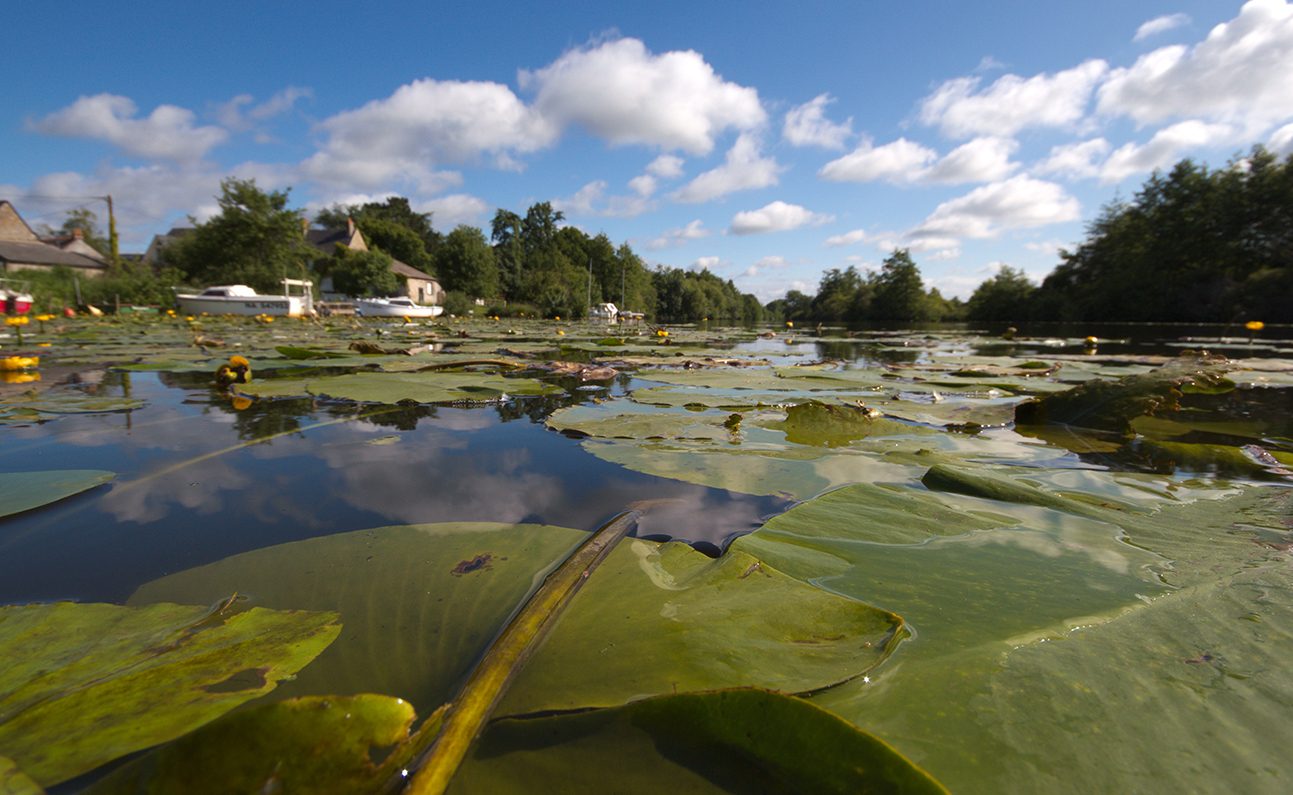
[354,295,443,318]
[589,302,618,321]
[175,279,315,317]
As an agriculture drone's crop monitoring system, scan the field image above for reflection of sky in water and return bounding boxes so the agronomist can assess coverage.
[0,374,788,603]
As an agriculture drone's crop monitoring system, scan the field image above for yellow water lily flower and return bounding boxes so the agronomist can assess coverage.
[1246,320,1265,331]
[216,355,252,386]
[230,395,253,411]
[5,316,29,327]
[1,355,39,371]
[1,371,39,384]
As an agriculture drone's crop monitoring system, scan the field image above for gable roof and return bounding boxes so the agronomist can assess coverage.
[0,200,40,243]
[0,239,107,269]
[392,259,435,281]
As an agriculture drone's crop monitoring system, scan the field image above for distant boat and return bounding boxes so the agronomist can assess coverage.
[589,302,619,321]
[174,279,315,317]
[354,295,444,318]
[1,279,33,315]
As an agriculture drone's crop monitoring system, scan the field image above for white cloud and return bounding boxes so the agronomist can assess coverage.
[672,133,781,202]
[646,154,685,178]
[302,78,555,191]
[919,59,1109,138]
[824,229,869,247]
[1270,122,1293,154]
[819,138,935,183]
[215,87,312,131]
[418,194,489,228]
[1099,120,1237,183]
[1035,138,1112,179]
[521,37,764,155]
[730,201,833,235]
[692,255,722,271]
[1024,239,1068,257]
[783,94,853,149]
[820,136,1017,184]
[556,180,607,215]
[910,175,1081,241]
[628,174,656,196]
[555,179,653,218]
[29,94,228,162]
[923,137,1019,183]
[1134,13,1191,42]
[1098,0,1293,133]
[648,219,711,249]
[744,254,789,277]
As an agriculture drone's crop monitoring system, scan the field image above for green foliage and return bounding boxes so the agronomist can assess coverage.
[166,178,311,292]
[322,246,398,297]
[652,267,757,323]
[1033,146,1293,322]
[42,208,110,258]
[437,226,499,298]
[870,249,930,322]
[317,197,441,268]
[965,265,1036,322]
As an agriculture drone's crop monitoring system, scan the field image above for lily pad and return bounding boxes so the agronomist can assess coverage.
[770,400,929,447]
[87,695,442,795]
[0,600,340,787]
[454,689,948,795]
[241,370,563,404]
[498,539,905,715]
[0,757,42,795]
[0,470,115,519]
[131,523,589,711]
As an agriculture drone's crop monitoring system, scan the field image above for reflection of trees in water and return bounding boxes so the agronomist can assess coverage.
[362,404,438,431]
[227,397,311,440]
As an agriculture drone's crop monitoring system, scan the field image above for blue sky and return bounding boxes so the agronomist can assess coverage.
[5,0,1291,301]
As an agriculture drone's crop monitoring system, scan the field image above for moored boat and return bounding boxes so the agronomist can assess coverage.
[354,295,443,318]
[1,279,33,315]
[174,279,315,317]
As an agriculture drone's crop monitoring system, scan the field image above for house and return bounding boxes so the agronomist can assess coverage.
[0,201,108,277]
[37,227,108,264]
[308,217,444,305]
[143,227,194,266]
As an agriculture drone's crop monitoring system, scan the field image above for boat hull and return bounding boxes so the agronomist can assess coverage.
[354,300,443,318]
[175,295,305,317]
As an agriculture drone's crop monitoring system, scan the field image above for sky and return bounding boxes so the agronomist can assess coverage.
[5,0,1293,302]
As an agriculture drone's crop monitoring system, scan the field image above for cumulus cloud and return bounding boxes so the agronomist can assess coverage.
[692,255,723,271]
[215,86,312,131]
[819,136,1017,184]
[1134,12,1191,41]
[1034,138,1112,179]
[521,37,764,155]
[919,60,1109,138]
[418,194,489,227]
[29,94,228,162]
[1270,122,1293,154]
[647,154,685,178]
[729,201,833,235]
[628,174,656,196]
[910,175,1081,241]
[302,78,555,191]
[1099,120,1237,182]
[647,219,711,249]
[783,94,853,149]
[744,254,789,277]
[1098,1,1293,132]
[819,138,935,183]
[824,229,869,247]
[672,133,781,202]
[556,179,654,218]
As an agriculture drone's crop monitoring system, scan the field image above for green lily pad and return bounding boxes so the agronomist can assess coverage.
[498,539,905,715]
[547,404,742,442]
[130,523,589,711]
[454,689,948,794]
[241,370,563,404]
[770,400,929,447]
[0,600,340,787]
[0,470,115,519]
[87,695,442,795]
[0,757,42,795]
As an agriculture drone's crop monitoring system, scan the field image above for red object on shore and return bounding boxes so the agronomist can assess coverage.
[63,306,76,318]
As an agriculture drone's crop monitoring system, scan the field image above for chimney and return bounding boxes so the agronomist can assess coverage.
[72,228,84,240]
[300,218,309,237]
[347,216,355,237]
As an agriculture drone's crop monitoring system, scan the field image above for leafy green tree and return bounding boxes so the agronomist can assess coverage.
[324,246,398,297]
[168,178,311,291]
[317,198,439,274]
[966,266,1036,322]
[869,249,930,322]
[812,267,866,320]
[437,225,499,298]
[43,208,111,258]
[491,209,524,297]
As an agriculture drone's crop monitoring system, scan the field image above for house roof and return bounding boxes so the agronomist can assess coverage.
[306,228,349,250]
[392,259,436,281]
[0,240,107,269]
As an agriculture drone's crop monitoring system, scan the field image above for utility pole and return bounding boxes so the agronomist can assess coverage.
[101,195,120,267]
[586,258,592,313]
[621,260,625,308]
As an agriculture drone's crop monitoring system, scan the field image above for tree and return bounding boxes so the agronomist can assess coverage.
[323,246,398,297]
[966,266,1036,322]
[437,225,499,298]
[490,209,524,297]
[168,178,311,292]
[317,197,438,274]
[869,249,930,322]
[44,208,110,258]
